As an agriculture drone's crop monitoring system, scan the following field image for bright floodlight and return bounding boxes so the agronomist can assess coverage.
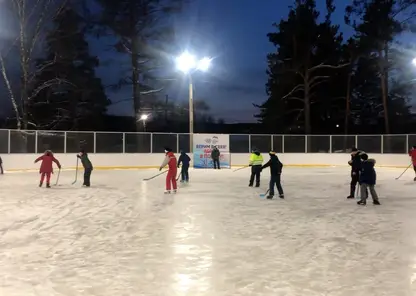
[176,52,196,73]
[413,58,416,66]
[140,114,149,120]
[197,57,211,71]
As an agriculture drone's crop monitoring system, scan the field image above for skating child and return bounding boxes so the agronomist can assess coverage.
[177,150,191,183]
[347,147,364,199]
[262,151,284,199]
[34,150,61,188]
[77,149,93,187]
[160,147,177,193]
[409,146,416,181]
[248,148,263,187]
[357,153,380,206]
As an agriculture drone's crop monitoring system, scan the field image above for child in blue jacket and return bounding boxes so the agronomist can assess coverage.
[357,153,380,206]
[177,151,191,183]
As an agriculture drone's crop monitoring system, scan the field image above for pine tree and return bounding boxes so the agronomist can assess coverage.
[258,0,347,134]
[29,6,109,130]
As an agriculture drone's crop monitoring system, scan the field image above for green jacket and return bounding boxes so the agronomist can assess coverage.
[211,148,220,159]
[78,153,93,169]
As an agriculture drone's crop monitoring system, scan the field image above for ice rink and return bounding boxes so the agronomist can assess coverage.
[1,166,416,296]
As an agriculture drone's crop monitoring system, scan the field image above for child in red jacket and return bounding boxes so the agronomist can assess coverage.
[409,146,416,181]
[34,150,61,188]
[159,147,177,193]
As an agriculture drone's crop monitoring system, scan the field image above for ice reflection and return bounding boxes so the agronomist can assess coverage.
[172,217,212,294]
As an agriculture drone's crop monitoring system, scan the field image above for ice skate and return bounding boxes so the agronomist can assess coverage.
[46,183,51,188]
[347,195,354,199]
[164,190,171,194]
[255,183,260,188]
[357,200,366,205]
[248,183,253,187]
[39,182,42,187]
[266,195,274,199]
[279,194,284,199]
[373,200,381,205]
[173,189,177,194]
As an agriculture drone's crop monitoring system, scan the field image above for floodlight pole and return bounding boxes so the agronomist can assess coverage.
[189,74,194,153]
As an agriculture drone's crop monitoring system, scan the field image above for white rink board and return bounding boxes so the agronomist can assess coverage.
[0,153,412,171]
[0,167,416,295]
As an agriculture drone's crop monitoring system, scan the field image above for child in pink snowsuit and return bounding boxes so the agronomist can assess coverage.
[159,147,177,193]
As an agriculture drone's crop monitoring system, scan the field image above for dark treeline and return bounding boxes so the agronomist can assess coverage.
[0,0,415,134]
[257,0,416,134]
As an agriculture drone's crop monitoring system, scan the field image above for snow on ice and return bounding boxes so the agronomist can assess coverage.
[0,167,416,295]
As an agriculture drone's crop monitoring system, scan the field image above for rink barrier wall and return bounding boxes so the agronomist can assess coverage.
[0,153,411,172]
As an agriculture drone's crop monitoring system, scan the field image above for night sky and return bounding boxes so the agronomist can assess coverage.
[101,0,354,123]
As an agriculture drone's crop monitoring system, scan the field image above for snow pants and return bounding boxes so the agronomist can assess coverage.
[166,169,177,190]
[40,172,51,184]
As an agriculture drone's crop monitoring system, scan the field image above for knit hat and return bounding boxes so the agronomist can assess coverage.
[164,147,172,153]
[269,151,276,156]
[351,147,358,152]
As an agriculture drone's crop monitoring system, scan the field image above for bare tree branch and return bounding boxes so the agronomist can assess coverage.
[282,84,304,100]
[0,54,21,129]
[308,62,350,73]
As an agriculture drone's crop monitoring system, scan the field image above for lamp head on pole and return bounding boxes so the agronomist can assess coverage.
[176,52,212,73]
[140,114,149,121]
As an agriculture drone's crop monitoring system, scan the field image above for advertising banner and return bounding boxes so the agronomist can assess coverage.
[193,134,230,169]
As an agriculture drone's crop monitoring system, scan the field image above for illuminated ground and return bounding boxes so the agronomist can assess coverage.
[0,167,415,295]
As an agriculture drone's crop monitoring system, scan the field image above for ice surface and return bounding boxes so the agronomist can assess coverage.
[1,167,416,296]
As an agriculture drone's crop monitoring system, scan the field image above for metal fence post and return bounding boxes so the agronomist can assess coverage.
[93,132,96,153]
[329,135,332,153]
[176,133,179,153]
[282,135,285,153]
[305,135,308,153]
[381,135,384,154]
[35,131,38,153]
[355,135,358,148]
[248,134,251,152]
[7,129,11,153]
[150,133,153,153]
[122,132,125,153]
[270,135,273,151]
[406,134,409,152]
[64,131,67,153]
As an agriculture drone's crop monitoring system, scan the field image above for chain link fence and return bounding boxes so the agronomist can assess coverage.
[0,130,414,154]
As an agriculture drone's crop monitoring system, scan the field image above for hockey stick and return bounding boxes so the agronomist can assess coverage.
[395,163,412,180]
[143,170,167,181]
[233,166,249,172]
[55,168,61,186]
[259,189,270,197]
[72,158,79,185]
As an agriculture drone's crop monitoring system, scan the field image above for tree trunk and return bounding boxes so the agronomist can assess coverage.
[379,48,390,134]
[304,74,311,135]
[344,71,352,150]
[131,37,141,131]
[20,13,29,130]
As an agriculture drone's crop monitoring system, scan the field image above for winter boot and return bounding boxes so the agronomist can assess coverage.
[164,190,171,194]
[279,194,284,199]
[248,183,253,187]
[373,200,381,205]
[39,182,43,187]
[357,199,366,205]
[266,195,274,199]
[347,185,355,199]
[46,183,51,188]
[255,182,260,188]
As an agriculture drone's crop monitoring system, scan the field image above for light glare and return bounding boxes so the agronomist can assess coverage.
[176,52,196,73]
[197,57,211,71]
[413,58,416,66]
[140,114,149,120]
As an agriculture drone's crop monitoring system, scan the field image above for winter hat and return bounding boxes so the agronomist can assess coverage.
[164,147,172,153]
[413,145,416,149]
[269,151,276,156]
[360,153,368,160]
[351,147,358,152]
